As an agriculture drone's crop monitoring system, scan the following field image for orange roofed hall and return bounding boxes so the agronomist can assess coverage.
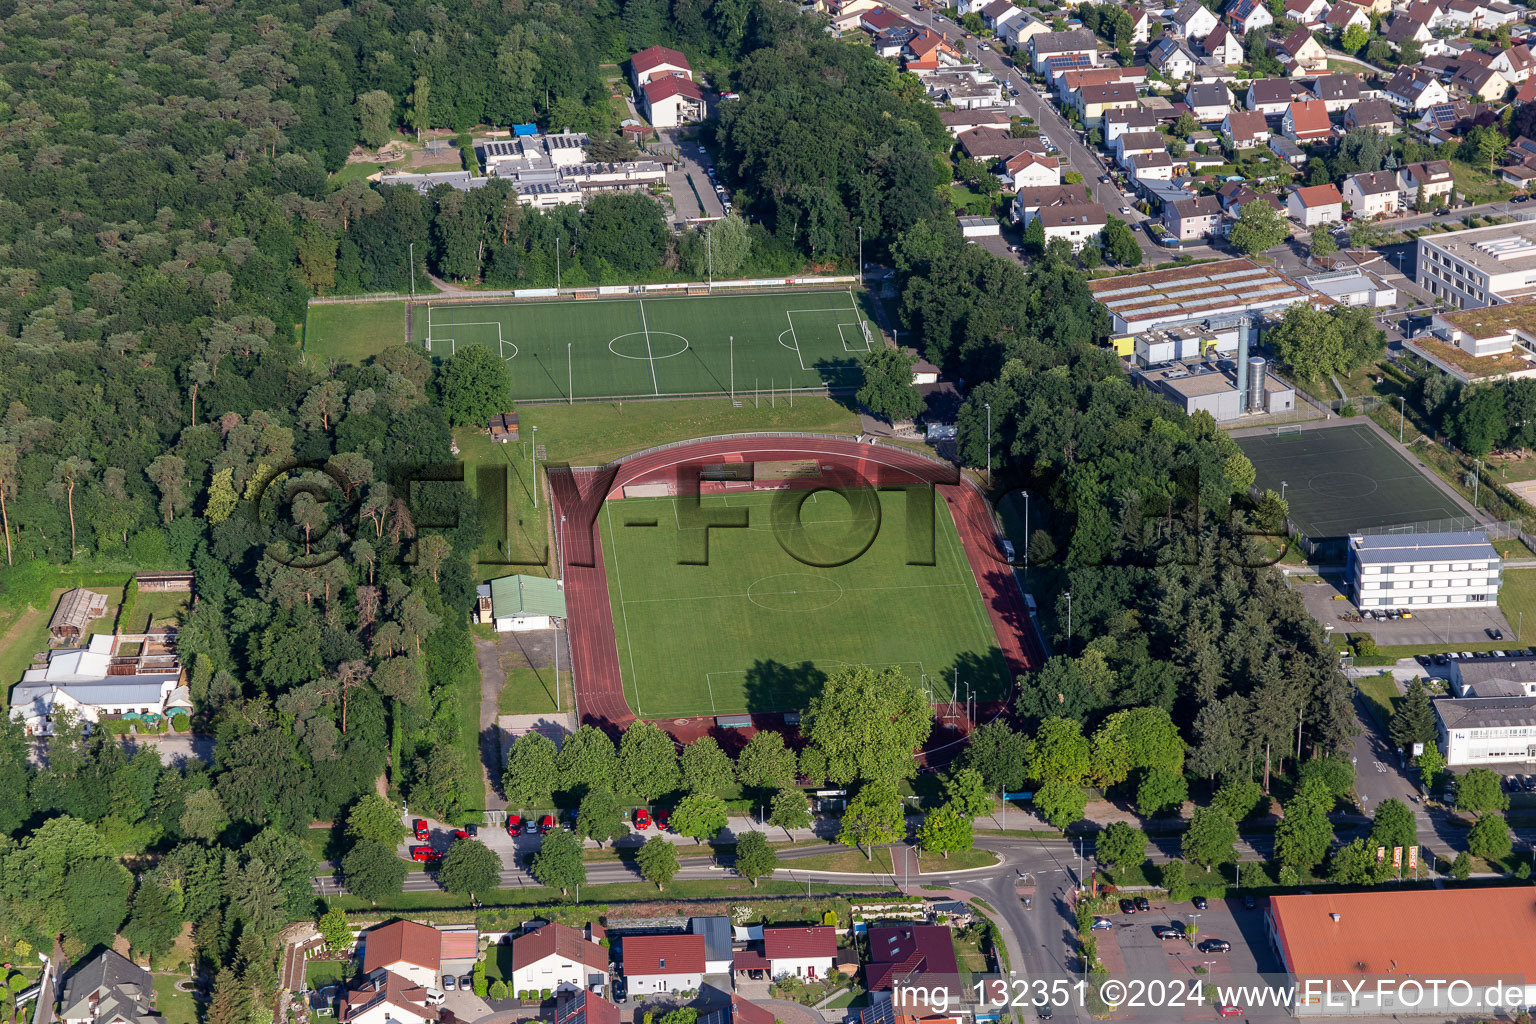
[1269,888,1536,1015]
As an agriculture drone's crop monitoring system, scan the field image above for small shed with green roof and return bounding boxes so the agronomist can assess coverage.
[488,575,567,632]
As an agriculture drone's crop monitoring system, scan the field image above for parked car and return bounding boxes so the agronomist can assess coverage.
[1242,894,1257,910]
[1460,651,1474,660]
[1152,925,1183,940]
[1035,1000,1052,1020]
[460,976,472,991]
[465,824,478,838]
[1192,896,1207,910]
[1217,1006,1243,1017]
[452,828,472,841]
[656,808,672,831]
[1495,650,1509,658]
[1200,939,1232,953]
[506,815,522,836]
[540,814,556,834]
[413,818,429,840]
[1134,896,1150,912]
[1119,899,1137,914]
[443,976,456,992]
[1415,654,1431,667]
[410,845,442,863]
[1090,918,1113,930]
[634,808,652,830]
[1488,627,1504,640]
[1434,654,1449,665]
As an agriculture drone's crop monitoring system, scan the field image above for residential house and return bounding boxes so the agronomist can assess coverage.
[1281,100,1333,142]
[1038,204,1108,250]
[1246,77,1311,114]
[905,29,965,71]
[1508,135,1536,169]
[1287,182,1344,225]
[1325,2,1372,31]
[1275,27,1327,73]
[641,77,705,127]
[1203,23,1244,64]
[1172,0,1221,38]
[764,927,838,980]
[1381,14,1435,51]
[1403,0,1446,22]
[980,0,1022,31]
[1441,0,1518,29]
[872,19,920,51]
[11,631,189,737]
[1127,151,1176,180]
[339,973,437,1024]
[698,998,775,1024]
[859,8,909,32]
[1011,184,1092,224]
[1284,0,1331,28]
[1311,73,1364,112]
[1058,67,1129,99]
[1385,67,1450,109]
[554,992,621,1024]
[1519,79,1536,104]
[1222,109,1272,147]
[1216,181,1285,216]
[830,3,877,30]
[1127,4,1153,43]
[621,935,705,996]
[958,128,1031,161]
[1002,151,1062,187]
[866,926,963,1005]
[1028,30,1099,73]
[1343,98,1398,133]
[629,45,692,89]
[939,109,1011,135]
[49,588,109,640]
[1149,33,1199,78]
[60,951,161,1024]
[1398,160,1455,204]
[510,924,611,997]
[690,917,734,975]
[1342,169,1402,216]
[997,11,1052,48]
[1115,130,1166,166]
[1452,63,1511,101]
[1415,99,1474,142]
[1105,105,1161,140]
[363,921,442,989]
[1226,0,1274,33]
[1490,43,1536,84]
[1163,195,1225,239]
[1185,81,1233,121]
[1075,82,1141,123]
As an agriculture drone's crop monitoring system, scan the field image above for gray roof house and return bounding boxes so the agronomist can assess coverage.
[689,917,733,974]
[60,951,161,1024]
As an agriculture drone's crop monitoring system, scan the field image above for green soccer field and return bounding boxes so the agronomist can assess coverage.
[424,290,872,401]
[597,488,1010,718]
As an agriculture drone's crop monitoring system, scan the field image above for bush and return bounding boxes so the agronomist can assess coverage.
[541,989,551,1000]
[1450,850,1472,879]
[170,712,190,732]
[472,962,488,998]
[1347,633,1378,658]
[488,980,507,1000]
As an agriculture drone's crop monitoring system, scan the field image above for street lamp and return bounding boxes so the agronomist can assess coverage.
[1065,590,1072,657]
[1281,480,1288,502]
[1399,395,1406,442]
[984,402,992,486]
[1474,459,1482,508]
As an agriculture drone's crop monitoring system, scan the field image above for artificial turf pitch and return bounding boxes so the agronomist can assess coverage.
[424,290,872,401]
[596,489,1010,718]
[1236,423,1467,540]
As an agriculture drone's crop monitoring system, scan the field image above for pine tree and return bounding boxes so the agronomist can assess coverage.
[1389,677,1437,751]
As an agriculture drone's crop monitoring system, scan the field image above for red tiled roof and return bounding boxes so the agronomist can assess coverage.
[439,928,478,962]
[341,972,440,1023]
[1286,100,1332,136]
[631,45,691,75]
[1292,183,1342,206]
[1271,888,1536,979]
[363,921,442,974]
[644,77,705,104]
[733,949,771,971]
[556,991,620,1024]
[513,923,609,973]
[622,934,706,976]
[764,927,837,961]
[730,996,775,1024]
[866,925,960,993]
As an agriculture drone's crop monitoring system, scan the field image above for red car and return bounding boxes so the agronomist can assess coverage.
[412,818,429,841]
[655,809,671,832]
[410,845,442,863]
[452,829,472,841]
[634,808,651,830]
[540,814,556,834]
[506,815,523,836]
[1216,1007,1243,1018]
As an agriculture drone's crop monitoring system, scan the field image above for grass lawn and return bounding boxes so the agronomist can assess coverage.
[127,590,190,632]
[455,427,550,577]
[423,290,873,401]
[948,184,1001,216]
[496,666,570,715]
[306,960,350,988]
[599,489,1008,717]
[823,987,868,1010]
[0,599,53,700]
[918,847,999,871]
[1500,568,1536,644]
[153,975,199,1024]
[1449,159,1517,205]
[1356,673,1400,733]
[302,824,346,865]
[951,925,991,973]
[1101,859,1241,891]
[789,847,898,873]
[519,396,859,466]
[305,300,408,363]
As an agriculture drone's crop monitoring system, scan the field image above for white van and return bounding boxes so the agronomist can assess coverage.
[424,990,447,1006]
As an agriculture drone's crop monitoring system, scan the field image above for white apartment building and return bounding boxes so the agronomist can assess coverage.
[1435,696,1536,765]
[1347,531,1501,611]
[1416,221,1536,309]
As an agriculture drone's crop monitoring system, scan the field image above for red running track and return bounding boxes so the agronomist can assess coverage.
[549,437,1043,749]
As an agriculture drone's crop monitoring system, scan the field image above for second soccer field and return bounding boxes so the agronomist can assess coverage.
[424,290,875,401]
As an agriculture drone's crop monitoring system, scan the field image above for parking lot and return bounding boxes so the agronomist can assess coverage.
[1095,895,1284,997]
[1291,577,1514,646]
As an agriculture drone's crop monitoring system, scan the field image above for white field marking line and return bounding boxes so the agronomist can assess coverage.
[704,666,718,715]
[616,580,973,605]
[838,322,867,353]
[782,311,809,371]
[604,502,645,713]
[638,299,660,395]
[938,497,996,662]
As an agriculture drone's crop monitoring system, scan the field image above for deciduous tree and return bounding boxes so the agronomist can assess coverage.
[734,831,779,887]
[672,793,728,844]
[857,347,924,423]
[915,804,973,858]
[802,666,932,785]
[837,780,905,859]
[1096,822,1148,872]
[1181,806,1238,868]
[341,839,407,904]
[530,829,586,897]
[769,785,812,839]
[637,836,679,890]
[737,730,798,789]
[681,737,735,795]
[439,839,501,900]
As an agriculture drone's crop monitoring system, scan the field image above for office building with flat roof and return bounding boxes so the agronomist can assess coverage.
[1416,220,1536,308]
[1435,696,1536,765]
[1347,531,1501,610]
